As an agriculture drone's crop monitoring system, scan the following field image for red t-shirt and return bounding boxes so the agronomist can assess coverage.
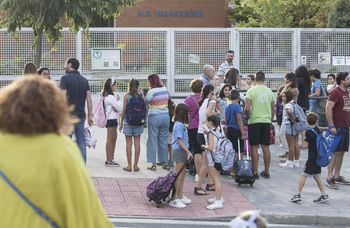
[328,87,350,127]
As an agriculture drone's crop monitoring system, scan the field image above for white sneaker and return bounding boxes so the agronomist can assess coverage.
[168,198,186,208]
[279,160,293,168]
[293,160,300,168]
[195,174,198,182]
[180,196,192,204]
[208,197,224,204]
[258,148,261,155]
[206,200,223,210]
[279,143,283,148]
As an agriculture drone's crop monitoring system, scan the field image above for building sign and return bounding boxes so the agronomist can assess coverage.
[138,10,202,17]
[92,49,122,70]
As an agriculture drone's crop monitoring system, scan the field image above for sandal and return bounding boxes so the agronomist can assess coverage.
[162,165,170,171]
[206,183,215,191]
[147,165,157,171]
[194,187,209,196]
[134,166,140,172]
[123,166,132,172]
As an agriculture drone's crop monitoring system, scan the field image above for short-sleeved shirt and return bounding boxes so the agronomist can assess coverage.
[328,87,350,127]
[218,61,240,77]
[184,93,201,129]
[145,87,169,117]
[246,85,274,124]
[218,98,228,121]
[60,70,90,119]
[225,102,243,130]
[304,127,322,174]
[200,74,211,86]
[172,121,189,149]
[284,100,295,124]
[310,79,323,103]
[297,77,310,110]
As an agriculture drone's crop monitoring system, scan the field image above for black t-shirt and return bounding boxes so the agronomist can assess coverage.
[60,70,90,119]
[304,127,321,175]
[297,77,310,110]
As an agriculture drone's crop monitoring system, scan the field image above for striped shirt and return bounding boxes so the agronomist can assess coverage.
[200,74,211,86]
[218,61,240,76]
[146,87,169,116]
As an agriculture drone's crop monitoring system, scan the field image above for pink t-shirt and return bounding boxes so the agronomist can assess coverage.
[184,93,201,129]
[328,87,350,127]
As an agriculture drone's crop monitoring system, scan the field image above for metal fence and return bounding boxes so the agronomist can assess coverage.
[1,27,350,98]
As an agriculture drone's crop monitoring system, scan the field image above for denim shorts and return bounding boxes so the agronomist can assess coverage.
[106,119,118,128]
[285,123,300,136]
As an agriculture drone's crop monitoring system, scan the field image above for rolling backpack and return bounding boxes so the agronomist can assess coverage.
[125,93,146,126]
[292,102,309,133]
[309,128,332,167]
[94,96,112,128]
[234,139,255,187]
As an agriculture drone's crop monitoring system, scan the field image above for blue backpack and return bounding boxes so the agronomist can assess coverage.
[309,128,332,167]
[125,93,146,126]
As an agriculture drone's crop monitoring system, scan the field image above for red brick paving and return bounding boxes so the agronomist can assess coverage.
[93,178,256,217]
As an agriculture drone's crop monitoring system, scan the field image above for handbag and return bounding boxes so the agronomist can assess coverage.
[0,169,60,228]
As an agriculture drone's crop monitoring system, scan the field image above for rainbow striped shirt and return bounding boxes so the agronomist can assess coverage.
[146,87,169,116]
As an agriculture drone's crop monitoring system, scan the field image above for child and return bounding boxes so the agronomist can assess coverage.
[276,85,284,148]
[290,112,329,203]
[225,90,246,178]
[168,103,193,208]
[218,84,232,135]
[327,73,336,95]
[245,74,255,90]
[279,91,300,168]
[201,114,225,210]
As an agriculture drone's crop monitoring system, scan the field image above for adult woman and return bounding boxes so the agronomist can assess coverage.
[220,68,245,102]
[194,84,222,195]
[23,62,37,76]
[0,76,113,227]
[184,78,204,181]
[38,67,51,79]
[119,78,145,172]
[101,78,123,166]
[278,73,300,166]
[145,74,170,170]
[308,68,323,113]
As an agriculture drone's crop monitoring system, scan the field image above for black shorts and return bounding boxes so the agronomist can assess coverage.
[303,159,321,175]
[196,133,206,153]
[335,127,349,152]
[188,128,202,155]
[277,114,282,126]
[106,119,118,128]
[248,123,270,146]
[226,127,244,153]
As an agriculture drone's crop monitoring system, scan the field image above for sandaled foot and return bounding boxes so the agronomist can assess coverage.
[206,184,215,191]
[162,165,170,171]
[147,165,157,171]
[194,187,209,195]
[134,166,140,172]
[123,166,132,172]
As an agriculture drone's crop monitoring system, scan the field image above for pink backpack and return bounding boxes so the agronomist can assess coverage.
[94,96,112,128]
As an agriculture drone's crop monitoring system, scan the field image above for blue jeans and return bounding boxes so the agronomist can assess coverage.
[147,114,169,163]
[72,118,86,163]
[308,102,320,113]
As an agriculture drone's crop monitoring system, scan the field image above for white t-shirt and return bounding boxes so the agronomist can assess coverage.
[284,100,294,124]
[104,94,123,120]
[198,99,216,134]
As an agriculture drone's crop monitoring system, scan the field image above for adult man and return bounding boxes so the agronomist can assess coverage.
[60,58,93,162]
[325,72,350,189]
[218,50,240,86]
[199,64,215,86]
[245,71,275,179]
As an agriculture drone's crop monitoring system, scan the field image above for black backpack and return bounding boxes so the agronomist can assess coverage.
[125,93,146,125]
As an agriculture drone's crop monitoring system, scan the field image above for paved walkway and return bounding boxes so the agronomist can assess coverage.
[87,126,350,226]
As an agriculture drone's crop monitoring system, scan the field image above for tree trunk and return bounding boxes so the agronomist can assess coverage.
[34,30,43,68]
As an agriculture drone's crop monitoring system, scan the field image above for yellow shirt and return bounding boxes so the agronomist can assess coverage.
[0,133,113,228]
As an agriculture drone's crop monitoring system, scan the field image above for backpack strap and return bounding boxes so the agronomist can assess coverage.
[309,128,318,136]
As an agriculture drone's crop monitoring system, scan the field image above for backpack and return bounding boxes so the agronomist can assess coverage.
[94,96,112,128]
[292,102,309,133]
[208,130,236,172]
[125,93,146,126]
[309,128,332,167]
[84,126,97,149]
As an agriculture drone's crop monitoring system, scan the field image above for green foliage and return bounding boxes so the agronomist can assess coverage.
[227,0,336,28]
[328,0,350,28]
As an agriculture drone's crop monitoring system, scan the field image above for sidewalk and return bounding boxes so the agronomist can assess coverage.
[87,126,350,226]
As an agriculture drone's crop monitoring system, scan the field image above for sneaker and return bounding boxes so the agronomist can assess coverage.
[105,160,120,167]
[157,162,164,166]
[313,194,329,203]
[208,197,224,204]
[168,161,175,167]
[280,158,287,162]
[293,160,300,168]
[206,200,223,210]
[228,173,235,179]
[260,171,270,179]
[334,176,350,185]
[279,143,283,148]
[168,198,186,208]
[195,174,198,182]
[253,173,259,179]
[258,148,261,155]
[278,152,288,158]
[325,178,339,189]
[279,160,293,168]
[180,196,192,204]
[290,193,301,202]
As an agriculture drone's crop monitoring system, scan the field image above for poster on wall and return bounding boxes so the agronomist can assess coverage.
[318,52,331,64]
[92,49,122,70]
[332,56,345,66]
[346,57,350,66]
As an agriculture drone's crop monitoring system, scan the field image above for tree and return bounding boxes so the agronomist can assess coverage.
[0,0,137,67]
[227,0,335,28]
[328,0,350,28]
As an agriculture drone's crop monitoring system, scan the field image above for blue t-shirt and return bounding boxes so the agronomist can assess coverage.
[310,79,322,103]
[171,121,189,149]
[225,103,243,130]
